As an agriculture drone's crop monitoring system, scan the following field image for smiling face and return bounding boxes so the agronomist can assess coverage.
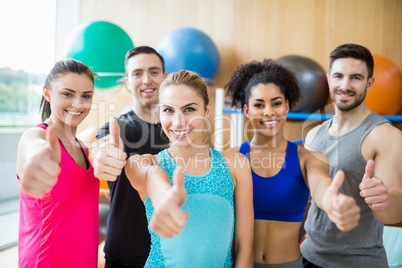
[43,72,94,128]
[328,57,374,112]
[159,84,210,147]
[125,53,167,111]
[244,83,289,138]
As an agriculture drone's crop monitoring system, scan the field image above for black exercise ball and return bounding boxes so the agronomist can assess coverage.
[276,55,329,113]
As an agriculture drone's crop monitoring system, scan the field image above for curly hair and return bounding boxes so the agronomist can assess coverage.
[225,59,301,110]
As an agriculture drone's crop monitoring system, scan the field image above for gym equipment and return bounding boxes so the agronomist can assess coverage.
[214,88,402,149]
[65,20,134,89]
[276,55,329,113]
[366,55,402,115]
[157,27,220,83]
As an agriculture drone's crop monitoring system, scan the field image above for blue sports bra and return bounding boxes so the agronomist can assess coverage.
[239,140,309,222]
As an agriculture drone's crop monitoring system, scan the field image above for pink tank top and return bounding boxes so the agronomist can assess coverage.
[18,124,99,267]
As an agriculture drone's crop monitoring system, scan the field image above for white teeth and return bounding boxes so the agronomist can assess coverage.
[67,111,81,115]
[143,89,154,93]
[262,120,277,125]
[172,130,189,135]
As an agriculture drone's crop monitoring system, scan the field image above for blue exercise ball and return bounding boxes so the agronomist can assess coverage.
[157,27,220,83]
[65,21,134,89]
[276,55,329,113]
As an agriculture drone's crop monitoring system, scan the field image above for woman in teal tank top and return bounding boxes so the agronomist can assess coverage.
[225,59,361,267]
[123,70,254,267]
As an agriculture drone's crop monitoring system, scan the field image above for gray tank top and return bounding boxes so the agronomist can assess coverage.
[300,112,389,268]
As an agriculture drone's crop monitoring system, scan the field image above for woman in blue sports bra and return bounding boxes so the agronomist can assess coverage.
[122,70,254,267]
[225,59,361,268]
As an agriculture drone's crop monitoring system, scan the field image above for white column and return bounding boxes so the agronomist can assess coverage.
[230,109,243,148]
[214,88,225,151]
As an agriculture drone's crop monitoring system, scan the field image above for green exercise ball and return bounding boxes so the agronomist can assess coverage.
[65,21,134,89]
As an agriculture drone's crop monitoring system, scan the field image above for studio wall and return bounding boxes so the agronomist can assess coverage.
[77,0,402,148]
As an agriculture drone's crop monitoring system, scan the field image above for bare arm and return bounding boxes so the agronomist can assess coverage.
[16,126,60,198]
[223,151,254,267]
[304,126,360,231]
[304,124,321,151]
[302,148,360,231]
[125,154,188,238]
[360,124,402,224]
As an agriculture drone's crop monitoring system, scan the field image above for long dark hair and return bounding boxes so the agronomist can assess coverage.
[40,58,96,122]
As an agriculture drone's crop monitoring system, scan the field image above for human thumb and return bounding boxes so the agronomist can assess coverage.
[173,167,186,206]
[329,170,345,196]
[363,159,375,180]
[109,119,123,150]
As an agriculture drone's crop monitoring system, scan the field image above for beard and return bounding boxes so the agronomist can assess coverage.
[331,87,367,112]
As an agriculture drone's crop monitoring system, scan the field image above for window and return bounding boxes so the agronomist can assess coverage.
[0,0,56,127]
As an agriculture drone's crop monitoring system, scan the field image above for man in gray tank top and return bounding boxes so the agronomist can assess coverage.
[300,43,402,268]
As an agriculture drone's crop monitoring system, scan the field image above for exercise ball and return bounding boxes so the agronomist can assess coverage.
[157,27,220,83]
[65,21,134,89]
[276,55,329,113]
[366,55,402,115]
[99,180,110,196]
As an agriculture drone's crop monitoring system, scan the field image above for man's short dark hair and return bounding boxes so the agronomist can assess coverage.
[329,43,374,78]
[125,46,165,73]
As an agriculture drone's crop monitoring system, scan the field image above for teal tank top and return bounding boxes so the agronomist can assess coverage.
[144,147,235,268]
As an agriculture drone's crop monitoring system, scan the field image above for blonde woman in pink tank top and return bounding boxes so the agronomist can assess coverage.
[16,59,99,267]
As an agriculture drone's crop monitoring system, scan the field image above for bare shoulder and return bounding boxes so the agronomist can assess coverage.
[366,123,402,153]
[222,146,244,170]
[304,124,323,149]
[371,122,402,140]
[226,145,241,153]
[365,123,402,148]
[19,127,47,146]
[221,149,248,166]
[221,150,250,172]
[221,149,250,188]
[17,127,48,171]
[296,143,310,160]
[297,143,328,166]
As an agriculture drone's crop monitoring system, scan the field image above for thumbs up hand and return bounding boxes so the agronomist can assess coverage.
[109,118,123,151]
[93,119,127,181]
[359,159,389,211]
[20,126,60,198]
[322,170,361,232]
[150,168,189,238]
